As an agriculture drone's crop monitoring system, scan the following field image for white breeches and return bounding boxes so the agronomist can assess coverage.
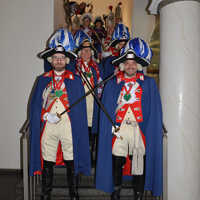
[41,99,73,162]
[112,107,145,175]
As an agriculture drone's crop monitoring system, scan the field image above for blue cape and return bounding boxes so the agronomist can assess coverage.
[29,73,91,176]
[96,75,163,196]
[102,56,117,79]
[89,66,101,134]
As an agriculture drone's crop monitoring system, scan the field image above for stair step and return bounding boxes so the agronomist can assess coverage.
[34,187,133,195]
[24,196,134,200]
[16,182,158,200]
[30,172,133,188]
[29,188,133,200]
[16,168,161,200]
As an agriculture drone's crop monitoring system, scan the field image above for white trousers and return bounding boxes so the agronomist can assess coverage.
[84,84,94,127]
[41,99,73,162]
[112,107,145,175]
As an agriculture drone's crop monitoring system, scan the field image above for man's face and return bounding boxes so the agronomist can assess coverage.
[80,47,92,62]
[116,41,126,51]
[124,59,138,77]
[51,53,66,72]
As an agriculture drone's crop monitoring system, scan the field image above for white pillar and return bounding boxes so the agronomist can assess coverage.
[149,0,200,199]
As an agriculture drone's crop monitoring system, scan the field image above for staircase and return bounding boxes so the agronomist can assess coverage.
[19,120,163,200]
[17,168,160,200]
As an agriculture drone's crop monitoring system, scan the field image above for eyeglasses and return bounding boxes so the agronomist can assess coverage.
[52,55,66,60]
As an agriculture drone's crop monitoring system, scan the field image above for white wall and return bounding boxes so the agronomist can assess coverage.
[0,0,54,169]
[132,0,155,42]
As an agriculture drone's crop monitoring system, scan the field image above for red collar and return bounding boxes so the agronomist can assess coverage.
[116,71,144,84]
[76,58,100,80]
[121,76,136,83]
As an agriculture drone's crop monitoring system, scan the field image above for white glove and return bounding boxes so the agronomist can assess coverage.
[43,113,61,124]
[112,125,122,139]
[97,78,103,98]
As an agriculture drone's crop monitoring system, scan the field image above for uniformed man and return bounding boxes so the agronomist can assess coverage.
[102,23,130,79]
[29,29,91,200]
[96,38,163,200]
[74,30,103,165]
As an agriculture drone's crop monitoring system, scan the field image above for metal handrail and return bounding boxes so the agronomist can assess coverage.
[20,119,30,200]
[162,123,168,200]
[162,123,168,136]
[20,119,30,135]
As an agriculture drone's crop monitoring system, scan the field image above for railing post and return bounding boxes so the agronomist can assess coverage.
[20,120,30,200]
[163,124,168,200]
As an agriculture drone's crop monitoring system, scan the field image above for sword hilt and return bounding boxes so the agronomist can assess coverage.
[56,112,61,119]
[113,126,123,140]
[114,126,120,133]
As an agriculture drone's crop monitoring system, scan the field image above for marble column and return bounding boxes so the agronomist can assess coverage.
[149,0,200,200]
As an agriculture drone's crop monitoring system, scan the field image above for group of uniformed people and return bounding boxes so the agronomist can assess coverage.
[29,8,163,200]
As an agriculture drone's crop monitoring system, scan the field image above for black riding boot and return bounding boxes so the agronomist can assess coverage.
[40,160,55,200]
[133,175,144,200]
[134,191,143,200]
[132,155,145,200]
[111,155,126,200]
[111,185,122,200]
[89,127,96,168]
[65,160,79,200]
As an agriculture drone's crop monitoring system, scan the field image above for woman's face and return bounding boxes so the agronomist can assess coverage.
[83,18,91,27]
